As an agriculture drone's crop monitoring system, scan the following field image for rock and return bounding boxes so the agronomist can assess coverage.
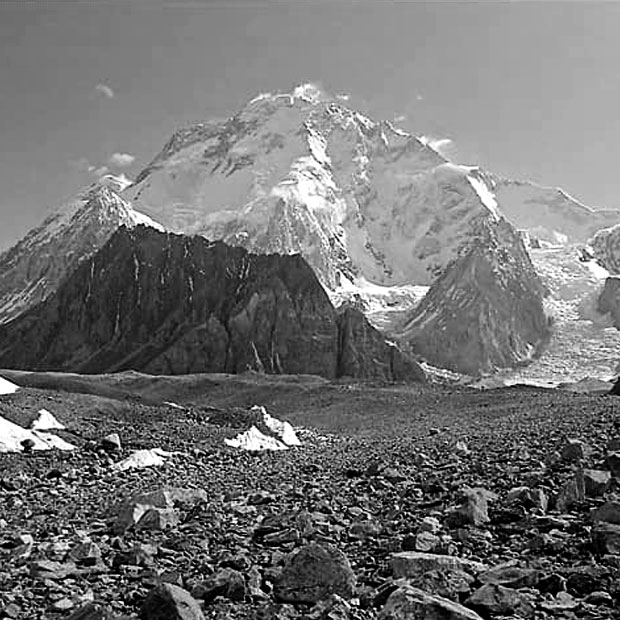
[556,474,585,512]
[466,584,534,618]
[391,552,485,579]
[592,521,620,554]
[100,433,121,452]
[414,531,442,553]
[605,452,620,477]
[561,438,589,462]
[68,541,102,566]
[349,519,382,540]
[114,487,206,533]
[136,507,180,531]
[536,573,566,595]
[478,564,539,589]
[446,488,495,527]
[584,590,613,605]
[506,486,548,511]
[379,585,483,620]
[306,594,351,620]
[591,501,620,524]
[274,543,356,604]
[581,469,611,496]
[140,584,204,620]
[66,603,118,620]
[191,568,246,604]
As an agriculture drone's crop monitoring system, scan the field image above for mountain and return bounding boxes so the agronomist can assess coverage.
[488,176,620,244]
[0,176,162,324]
[398,219,551,376]
[125,84,507,291]
[0,226,424,382]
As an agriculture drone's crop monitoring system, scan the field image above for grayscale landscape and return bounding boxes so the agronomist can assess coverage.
[2,2,620,619]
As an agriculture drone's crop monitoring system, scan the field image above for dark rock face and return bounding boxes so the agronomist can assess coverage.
[0,226,422,382]
[398,219,550,376]
[598,277,620,330]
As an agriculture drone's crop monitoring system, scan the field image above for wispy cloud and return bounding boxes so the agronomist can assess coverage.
[93,165,109,177]
[108,152,135,168]
[95,83,115,99]
[429,138,453,153]
[416,94,424,102]
[393,114,407,123]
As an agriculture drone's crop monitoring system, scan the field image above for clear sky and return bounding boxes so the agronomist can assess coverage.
[2,0,620,250]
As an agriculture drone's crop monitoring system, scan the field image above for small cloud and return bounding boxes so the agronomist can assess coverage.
[416,94,424,102]
[336,93,350,102]
[108,152,136,168]
[393,114,407,123]
[69,158,93,172]
[93,165,109,177]
[95,83,115,99]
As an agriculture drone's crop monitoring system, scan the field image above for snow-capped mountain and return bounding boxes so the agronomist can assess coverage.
[488,176,620,244]
[126,84,508,291]
[0,176,162,324]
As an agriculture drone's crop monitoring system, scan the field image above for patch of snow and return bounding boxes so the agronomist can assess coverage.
[30,409,65,431]
[466,174,501,221]
[224,425,289,452]
[0,377,19,395]
[250,405,300,446]
[0,415,74,452]
[112,448,176,472]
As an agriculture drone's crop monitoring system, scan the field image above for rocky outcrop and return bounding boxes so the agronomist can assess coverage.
[591,225,620,274]
[597,277,620,329]
[0,226,422,382]
[398,220,550,376]
[0,178,161,325]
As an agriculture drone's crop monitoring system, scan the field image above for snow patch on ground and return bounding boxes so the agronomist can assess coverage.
[30,409,65,431]
[225,426,290,452]
[225,406,301,452]
[0,376,19,395]
[0,415,74,453]
[113,448,177,472]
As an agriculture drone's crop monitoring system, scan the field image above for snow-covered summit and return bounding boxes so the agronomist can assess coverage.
[0,179,163,324]
[126,85,510,290]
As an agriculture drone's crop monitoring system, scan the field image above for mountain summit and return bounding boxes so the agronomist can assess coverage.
[126,85,508,292]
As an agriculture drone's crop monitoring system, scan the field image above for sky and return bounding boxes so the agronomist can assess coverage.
[1,0,620,250]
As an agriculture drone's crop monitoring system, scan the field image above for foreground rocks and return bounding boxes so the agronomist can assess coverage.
[2,375,620,618]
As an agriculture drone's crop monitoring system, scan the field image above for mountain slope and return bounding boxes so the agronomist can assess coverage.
[125,85,506,290]
[489,176,620,244]
[398,219,550,376]
[0,176,162,324]
[0,226,423,382]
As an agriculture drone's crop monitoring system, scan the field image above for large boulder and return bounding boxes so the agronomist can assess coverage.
[274,543,356,603]
[379,585,483,620]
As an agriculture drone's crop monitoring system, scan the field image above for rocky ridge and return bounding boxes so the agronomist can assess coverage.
[0,177,162,325]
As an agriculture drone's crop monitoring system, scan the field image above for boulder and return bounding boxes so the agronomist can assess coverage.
[274,543,356,603]
[391,552,485,579]
[466,584,534,618]
[379,585,483,620]
[140,584,204,620]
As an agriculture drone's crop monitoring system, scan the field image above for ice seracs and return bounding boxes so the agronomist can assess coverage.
[225,406,301,452]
